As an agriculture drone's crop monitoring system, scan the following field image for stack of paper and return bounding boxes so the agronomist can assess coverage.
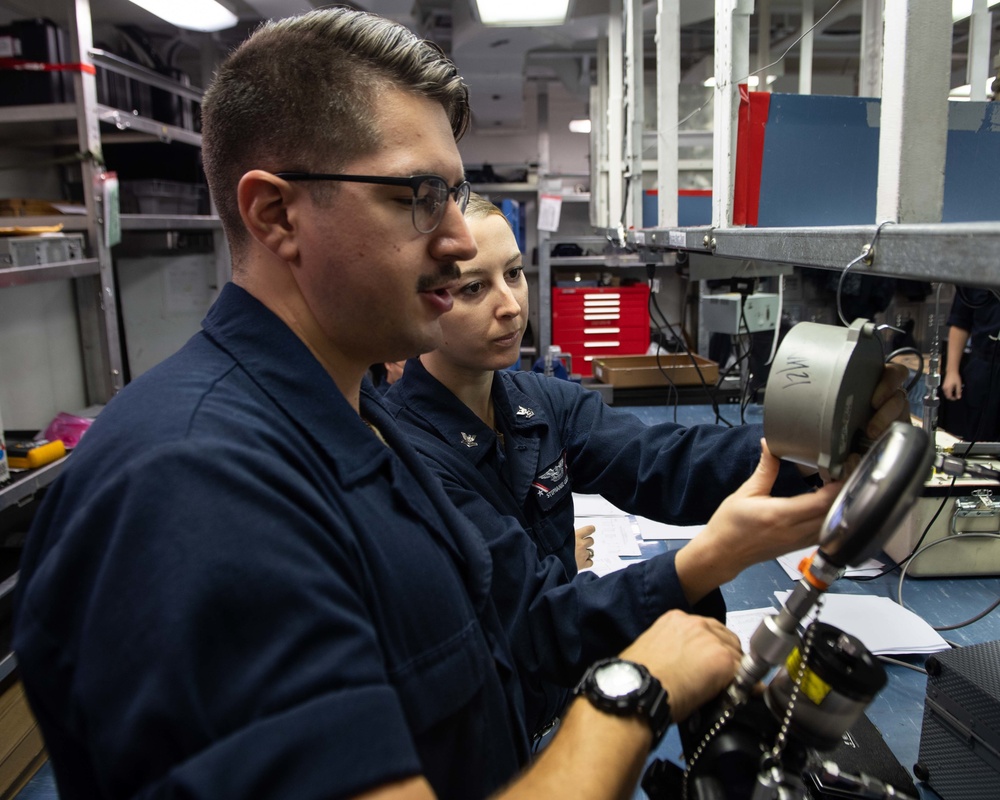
[777,546,885,580]
[773,591,949,656]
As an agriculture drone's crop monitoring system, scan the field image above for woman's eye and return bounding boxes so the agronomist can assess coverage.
[506,267,524,281]
[460,281,484,296]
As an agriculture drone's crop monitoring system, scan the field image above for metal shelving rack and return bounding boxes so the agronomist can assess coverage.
[0,0,223,402]
[0,0,223,676]
[0,0,212,486]
[622,1,1000,291]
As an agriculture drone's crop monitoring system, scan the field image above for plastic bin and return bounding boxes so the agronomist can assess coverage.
[119,180,207,215]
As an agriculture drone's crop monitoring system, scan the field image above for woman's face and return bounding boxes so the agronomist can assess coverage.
[435,212,528,373]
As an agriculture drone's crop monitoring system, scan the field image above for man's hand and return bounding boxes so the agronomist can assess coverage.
[866,362,913,440]
[575,526,596,570]
[675,440,841,604]
[839,362,913,477]
[620,610,742,722]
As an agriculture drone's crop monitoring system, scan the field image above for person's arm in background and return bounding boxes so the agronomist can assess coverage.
[942,325,970,401]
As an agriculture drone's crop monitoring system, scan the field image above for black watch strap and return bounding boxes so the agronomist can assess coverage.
[574,658,673,746]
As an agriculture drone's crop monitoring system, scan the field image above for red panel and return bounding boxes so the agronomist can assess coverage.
[733,87,771,227]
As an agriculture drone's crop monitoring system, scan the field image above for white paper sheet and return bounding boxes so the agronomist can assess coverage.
[635,516,704,541]
[726,607,774,653]
[572,494,703,541]
[773,591,949,655]
[777,547,885,580]
[571,493,623,516]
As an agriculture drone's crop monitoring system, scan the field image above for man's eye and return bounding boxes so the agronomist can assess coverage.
[507,267,524,281]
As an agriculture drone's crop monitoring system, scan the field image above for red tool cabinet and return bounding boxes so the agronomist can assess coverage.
[551,285,651,377]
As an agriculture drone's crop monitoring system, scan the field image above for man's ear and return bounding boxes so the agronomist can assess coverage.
[237,170,300,262]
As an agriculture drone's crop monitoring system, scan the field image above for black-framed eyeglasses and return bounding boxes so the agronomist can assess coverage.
[274,172,471,234]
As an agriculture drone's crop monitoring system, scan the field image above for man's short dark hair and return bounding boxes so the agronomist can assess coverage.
[201,8,471,262]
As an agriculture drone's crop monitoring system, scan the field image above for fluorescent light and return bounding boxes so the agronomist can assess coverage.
[953,0,1000,22]
[569,119,591,133]
[703,75,761,88]
[948,76,996,101]
[473,0,571,26]
[127,0,238,32]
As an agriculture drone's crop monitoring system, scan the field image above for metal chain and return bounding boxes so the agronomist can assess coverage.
[682,701,740,800]
[770,596,825,762]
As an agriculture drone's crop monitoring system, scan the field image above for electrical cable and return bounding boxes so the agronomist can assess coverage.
[876,655,927,675]
[646,285,680,419]
[738,300,753,424]
[655,0,848,150]
[648,279,732,424]
[835,220,895,327]
[886,347,925,392]
[765,273,784,367]
[847,478,957,582]
[935,595,1000,632]
[897,532,1000,631]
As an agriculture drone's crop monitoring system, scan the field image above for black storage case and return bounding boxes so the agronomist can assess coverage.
[0,18,70,106]
[915,640,1000,800]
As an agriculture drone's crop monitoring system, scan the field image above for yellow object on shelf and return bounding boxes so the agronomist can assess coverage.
[6,438,66,470]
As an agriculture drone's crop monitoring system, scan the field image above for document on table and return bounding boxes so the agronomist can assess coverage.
[726,607,774,652]
[572,493,703,540]
[777,546,885,580]
[773,591,949,655]
[572,493,623,517]
[636,517,704,540]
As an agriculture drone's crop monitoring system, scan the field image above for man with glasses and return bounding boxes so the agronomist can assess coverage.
[14,8,741,800]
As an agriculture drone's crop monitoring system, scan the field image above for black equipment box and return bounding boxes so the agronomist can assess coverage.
[916,640,1000,799]
[0,18,71,106]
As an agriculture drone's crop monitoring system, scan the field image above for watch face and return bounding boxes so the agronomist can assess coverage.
[595,660,644,698]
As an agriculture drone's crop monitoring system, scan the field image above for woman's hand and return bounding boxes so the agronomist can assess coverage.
[575,525,596,570]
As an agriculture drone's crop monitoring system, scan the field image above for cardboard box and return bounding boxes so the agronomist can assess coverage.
[0,680,46,799]
[591,354,719,388]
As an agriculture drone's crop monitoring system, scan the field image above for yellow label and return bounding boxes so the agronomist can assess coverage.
[785,648,832,705]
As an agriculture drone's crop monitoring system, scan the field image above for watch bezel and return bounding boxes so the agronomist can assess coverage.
[575,657,673,745]
[592,659,650,702]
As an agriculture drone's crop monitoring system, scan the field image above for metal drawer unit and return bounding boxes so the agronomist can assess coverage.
[551,285,650,377]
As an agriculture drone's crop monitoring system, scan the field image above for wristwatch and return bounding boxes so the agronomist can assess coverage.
[573,657,672,745]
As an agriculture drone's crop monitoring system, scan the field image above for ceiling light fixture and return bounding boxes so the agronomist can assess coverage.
[472,0,572,26]
[703,75,773,88]
[569,119,591,133]
[948,76,996,101]
[126,0,238,32]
